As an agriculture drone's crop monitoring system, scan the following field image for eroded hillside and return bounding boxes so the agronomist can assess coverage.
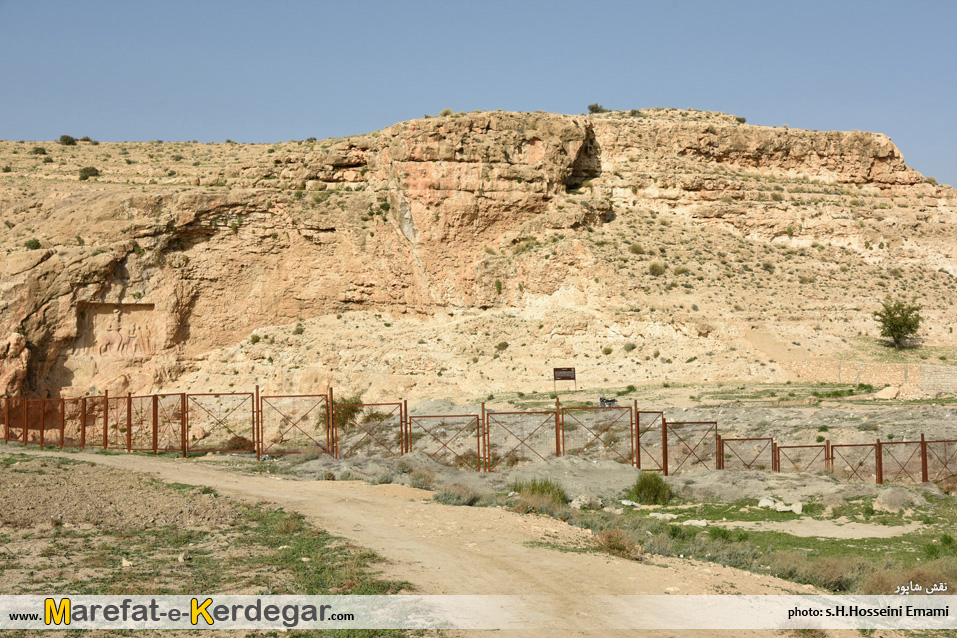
[1,109,955,400]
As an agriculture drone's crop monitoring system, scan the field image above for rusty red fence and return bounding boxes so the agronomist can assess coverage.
[482,406,560,471]
[775,443,829,474]
[260,392,330,456]
[719,437,774,471]
[560,405,635,465]
[2,391,957,490]
[334,401,404,459]
[666,421,718,474]
[186,392,257,456]
[407,413,481,469]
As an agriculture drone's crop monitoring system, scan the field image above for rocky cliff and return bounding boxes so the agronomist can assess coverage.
[1,109,954,400]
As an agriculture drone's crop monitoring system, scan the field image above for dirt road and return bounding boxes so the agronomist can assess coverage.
[21,450,809,636]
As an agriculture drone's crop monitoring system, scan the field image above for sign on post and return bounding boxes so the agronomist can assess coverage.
[553,367,577,393]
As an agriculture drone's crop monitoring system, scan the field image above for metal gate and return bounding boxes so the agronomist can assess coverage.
[483,410,559,471]
[186,392,256,455]
[880,440,923,484]
[560,406,635,465]
[260,393,330,456]
[407,414,481,469]
[334,402,403,459]
[636,411,665,472]
[720,437,773,471]
[775,443,829,474]
[830,443,878,483]
[925,438,957,489]
[666,421,718,474]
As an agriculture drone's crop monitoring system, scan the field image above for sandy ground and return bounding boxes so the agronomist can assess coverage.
[10,448,824,637]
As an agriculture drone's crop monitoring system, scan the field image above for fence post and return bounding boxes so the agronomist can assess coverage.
[126,393,132,452]
[632,400,639,468]
[825,439,831,473]
[876,439,883,485]
[3,397,8,444]
[103,390,109,450]
[480,402,487,472]
[403,399,409,454]
[326,387,332,457]
[39,400,45,450]
[180,393,187,458]
[716,434,722,470]
[920,433,929,483]
[152,394,159,454]
[59,398,65,449]
[22,397,28,446]
[329,386,336,458]
[554,398,562,457]
[255,385,261,461]
[771,441,777,472]
[80,398,87,449]
[661,416,669,476]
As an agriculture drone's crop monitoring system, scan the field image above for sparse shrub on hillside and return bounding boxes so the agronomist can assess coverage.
[78,166,100,181]
[29,146,47,155]
[495,341,508,351]
[924,177,938,185]
[629,242,644,255]
[59,135,77,146]
[626,472,671,505]
[761,260,775,273]
[648,262,665,276]
[735,116,746,124]
[602,346,612,355]
[293,323,304,335]
[673,265,690,276]
[1,166,11,173]
[623,342,636,352]
[494,279,502,294]
[439,108,453,117]
[24,239,41,250]
[249,334,260,344]
[587,103,609,114]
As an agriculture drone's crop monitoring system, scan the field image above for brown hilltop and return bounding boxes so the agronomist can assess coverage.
[0,108,954,400]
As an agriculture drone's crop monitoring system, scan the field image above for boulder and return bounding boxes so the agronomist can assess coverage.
[875,487,926,513]
[569,493,602,510]
[875,386,900,400]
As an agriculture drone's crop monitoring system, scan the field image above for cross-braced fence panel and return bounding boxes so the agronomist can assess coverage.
[636,412,665,472]
[260,395,330,456]
[667,421,718,474]
[925,439,957,489]
[484,411,558,471]
[408,415,481,469]
[830,444,877,483]
[880,441,923,485]
[155,394,185,452]
[186,393,256,454]
[560,407,634,465]
[776,444,828,474]
[721,437,773,471]
[335,403,403,459]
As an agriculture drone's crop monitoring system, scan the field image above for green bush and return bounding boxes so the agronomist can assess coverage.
[495,341,508,351]
[587,103,609,114]
[494,279,502,294]
[623,342,636,352]
[629,242,644,255]
[648,262,665,277]
[1,166,11,173]
[59,135,77,146]
[78,166,100,181]
[508,478,567,505]
[626,472,671,505]
[24,239,41,250]
[29,146,47,155]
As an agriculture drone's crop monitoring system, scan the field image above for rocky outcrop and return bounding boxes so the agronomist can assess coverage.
[0,333,29,396]
[0,108,953,399]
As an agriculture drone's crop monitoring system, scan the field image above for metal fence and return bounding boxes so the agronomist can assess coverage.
[1,389,956,489]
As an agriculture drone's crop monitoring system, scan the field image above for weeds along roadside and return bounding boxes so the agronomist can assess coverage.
[432,473,957,595]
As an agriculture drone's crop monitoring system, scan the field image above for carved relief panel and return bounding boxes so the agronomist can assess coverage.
[73,303,156,358]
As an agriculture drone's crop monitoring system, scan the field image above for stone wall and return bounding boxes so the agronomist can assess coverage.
[784,360,957,395]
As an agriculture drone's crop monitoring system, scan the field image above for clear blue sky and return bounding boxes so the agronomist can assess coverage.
[2,0,954,184]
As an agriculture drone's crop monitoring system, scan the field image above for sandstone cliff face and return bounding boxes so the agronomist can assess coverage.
[0,109,954,399]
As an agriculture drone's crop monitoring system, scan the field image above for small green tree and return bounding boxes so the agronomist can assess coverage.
[874,295,922,350]
[587,103,609,114]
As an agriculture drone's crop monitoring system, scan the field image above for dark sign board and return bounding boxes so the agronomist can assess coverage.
[553,367,576,381]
